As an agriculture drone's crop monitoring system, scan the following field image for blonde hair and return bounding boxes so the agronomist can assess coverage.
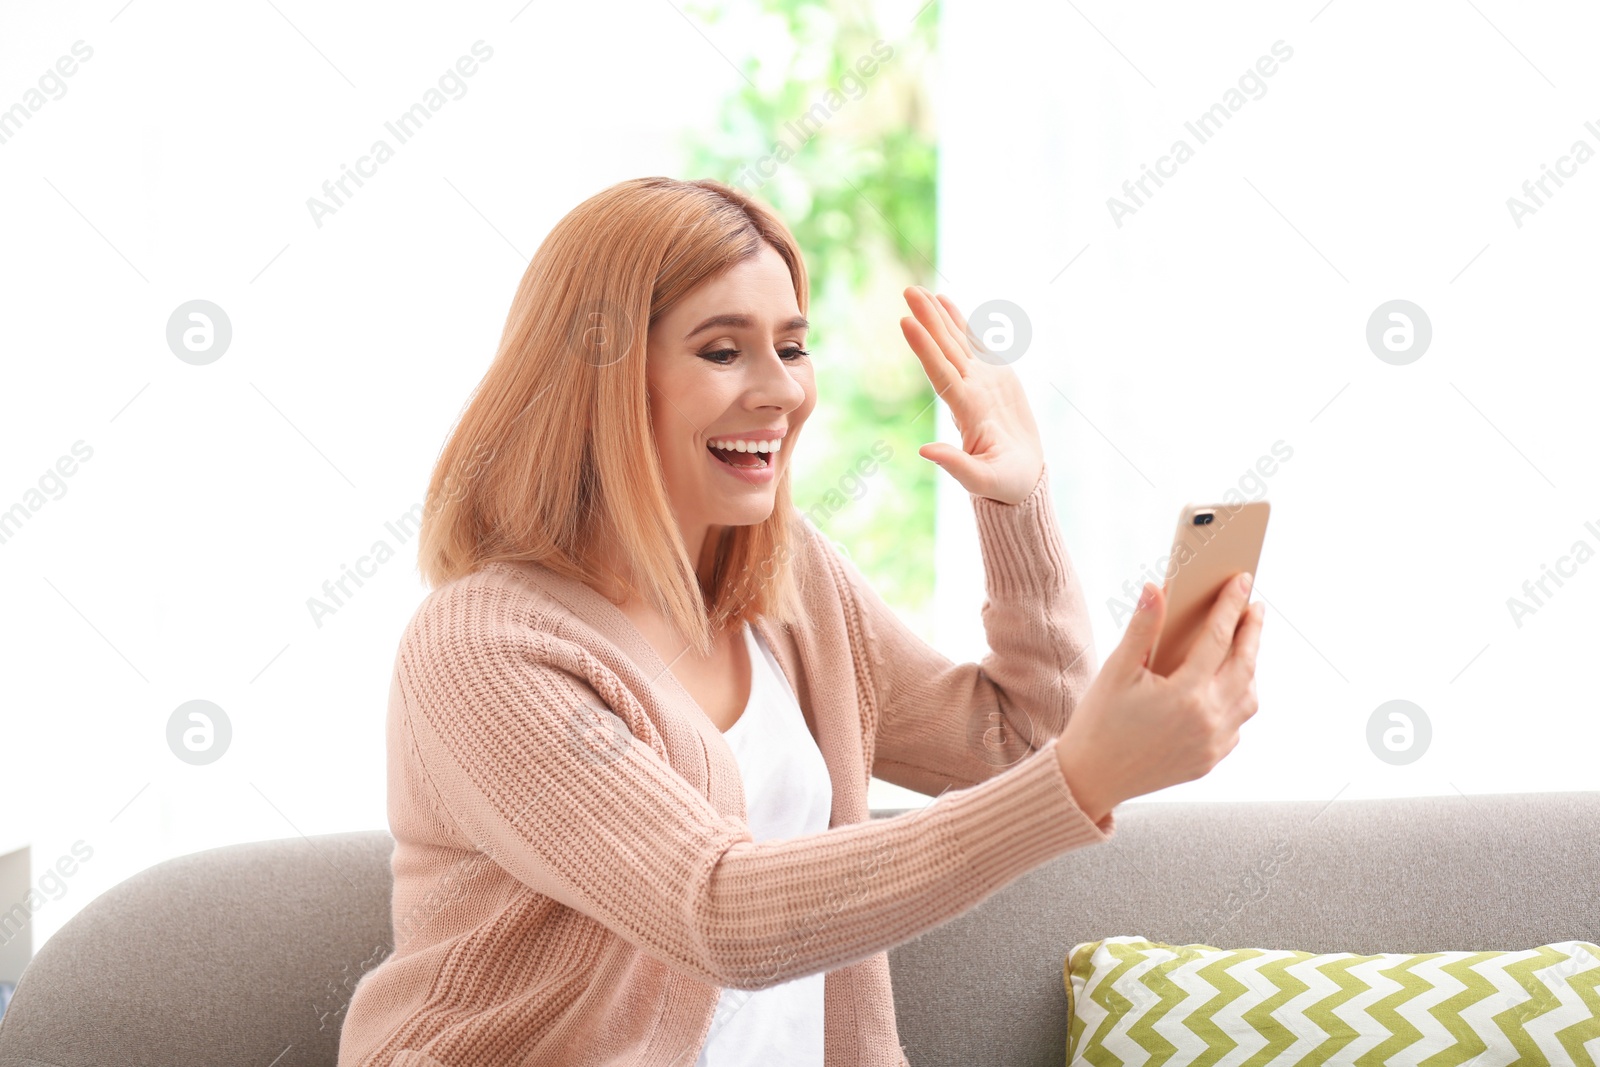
[417,177,810,657]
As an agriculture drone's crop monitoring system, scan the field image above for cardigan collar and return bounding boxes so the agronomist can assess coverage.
[480,558,842,826]
[490,558,804,716]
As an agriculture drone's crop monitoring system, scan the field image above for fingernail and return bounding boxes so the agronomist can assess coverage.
[1137,582,1156,610]
[1238,572,1253,594]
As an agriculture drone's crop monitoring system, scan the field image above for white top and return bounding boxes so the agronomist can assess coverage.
[695,621,834,1067]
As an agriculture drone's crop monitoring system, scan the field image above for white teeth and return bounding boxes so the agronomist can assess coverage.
[708,438,782,453]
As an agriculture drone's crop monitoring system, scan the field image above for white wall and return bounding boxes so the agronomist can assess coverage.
[934,0,1599,806]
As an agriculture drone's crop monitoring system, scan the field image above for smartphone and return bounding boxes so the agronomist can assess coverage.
[1146,501,1270,677]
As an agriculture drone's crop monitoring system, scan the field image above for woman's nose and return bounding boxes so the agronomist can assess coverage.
[751,348,807,408]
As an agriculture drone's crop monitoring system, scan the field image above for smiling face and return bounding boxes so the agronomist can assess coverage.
[644,243,816,565]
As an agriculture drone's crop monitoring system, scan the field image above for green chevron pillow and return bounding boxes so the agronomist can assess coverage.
[1065,936,1600,1066]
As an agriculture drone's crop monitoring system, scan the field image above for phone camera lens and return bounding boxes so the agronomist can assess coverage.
[1193,511,1215,526]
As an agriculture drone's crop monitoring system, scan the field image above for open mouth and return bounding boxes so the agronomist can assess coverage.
[707,444,773,469]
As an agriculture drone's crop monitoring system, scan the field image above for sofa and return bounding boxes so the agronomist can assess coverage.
[1,790,1595,1066]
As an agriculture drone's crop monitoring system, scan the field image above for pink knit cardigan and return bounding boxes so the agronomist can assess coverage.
[337,463,1116,1066]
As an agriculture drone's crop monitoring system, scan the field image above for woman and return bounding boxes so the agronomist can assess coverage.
[337,177,1264,1067]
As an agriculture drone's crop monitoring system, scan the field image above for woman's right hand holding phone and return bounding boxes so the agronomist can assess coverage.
[1056,572,1265,824]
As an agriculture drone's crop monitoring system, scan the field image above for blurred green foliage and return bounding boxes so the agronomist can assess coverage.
[681,0,942,630]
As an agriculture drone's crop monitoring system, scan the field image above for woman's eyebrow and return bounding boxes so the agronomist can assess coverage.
[684,313,809,340]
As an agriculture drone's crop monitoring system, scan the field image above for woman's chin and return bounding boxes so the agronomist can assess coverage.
[711,498,777,527]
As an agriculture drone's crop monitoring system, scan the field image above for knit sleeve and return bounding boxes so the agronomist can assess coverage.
[826,463,1108,827]
[394,580,1112,993]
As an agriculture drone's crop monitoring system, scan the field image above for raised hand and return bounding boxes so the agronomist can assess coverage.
[899,285,1045,506]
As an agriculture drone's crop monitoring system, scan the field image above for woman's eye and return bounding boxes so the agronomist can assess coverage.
[780,347,810,361]
[700,349,738,364]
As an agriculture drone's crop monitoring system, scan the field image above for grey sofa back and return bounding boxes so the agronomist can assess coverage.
[0,790,1595,1067]
[884,790,1599,1066]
